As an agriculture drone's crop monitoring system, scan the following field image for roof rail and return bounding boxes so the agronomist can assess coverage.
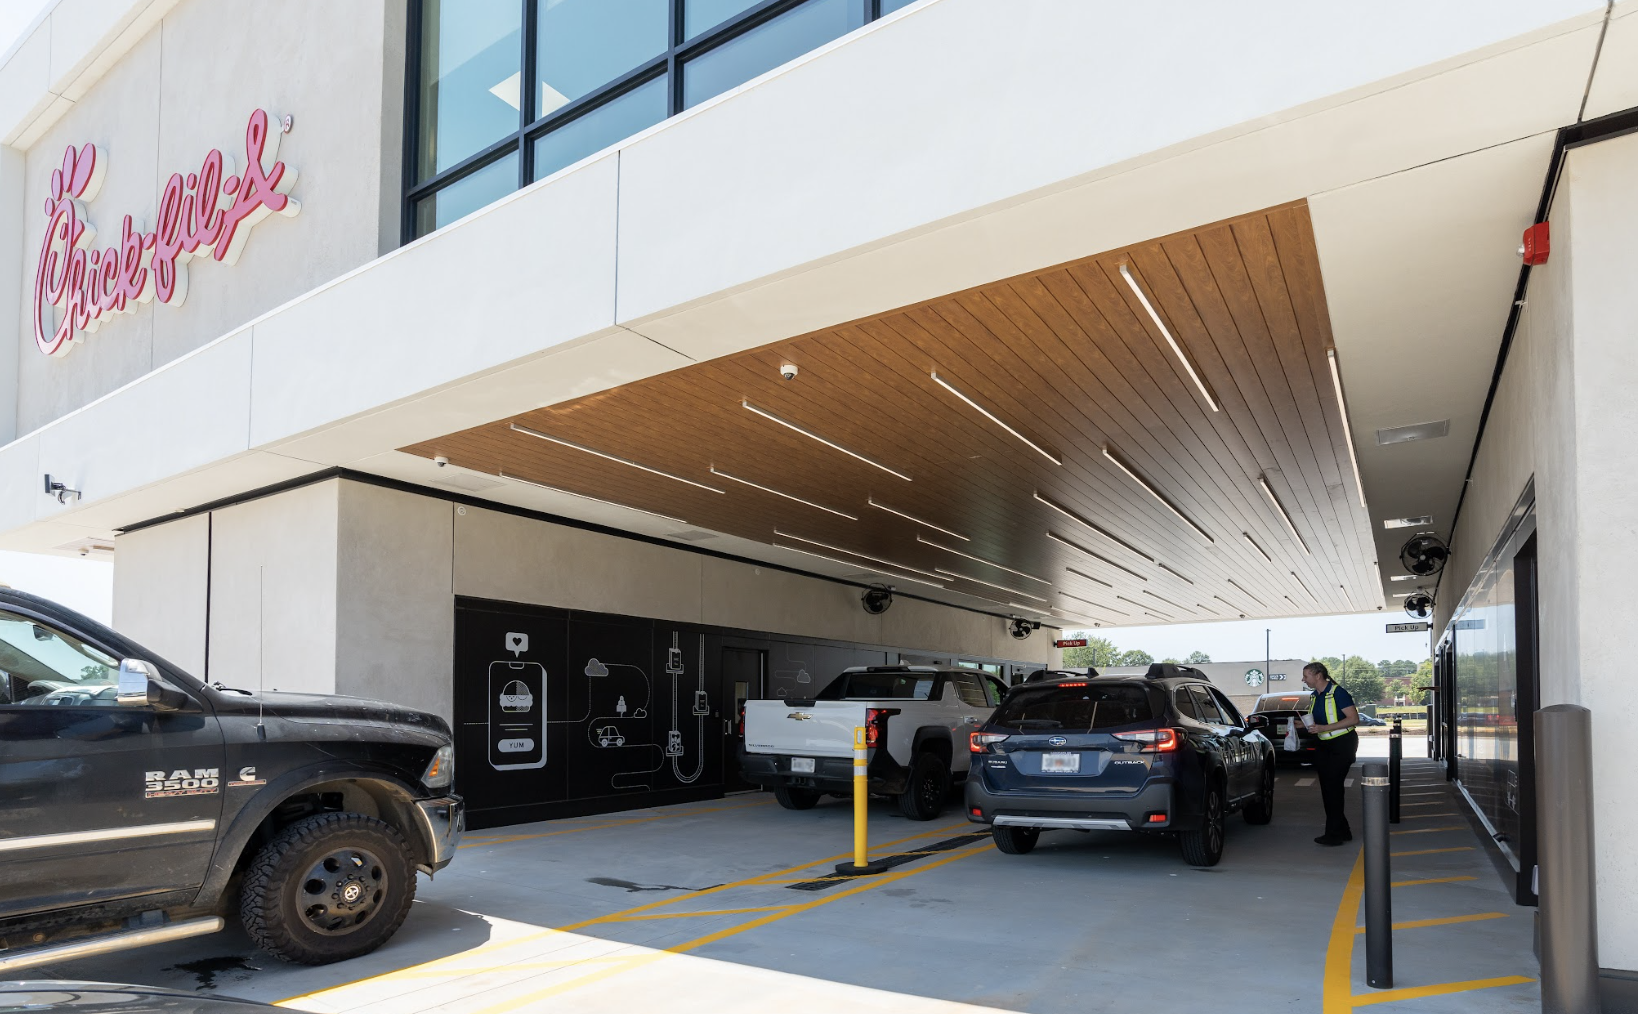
[1144,663,1207,681]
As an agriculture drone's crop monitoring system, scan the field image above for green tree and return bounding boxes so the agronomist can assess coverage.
[1186,651,1211,664]
[1062,636,1120,668]
[1160,657,1181,665]
[1409,658,1435,704]
[1117,649,1154,666]
[1331,654,1386,706]
[1376,659,1417,681]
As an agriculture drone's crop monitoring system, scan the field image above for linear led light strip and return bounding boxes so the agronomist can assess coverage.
[770,537,947,591]
[1193,601,1219,616]
[742,402,912,481]
[1032,492,1153,561]
[935,568,1048,602]
[1102,446,1215,544]
[1118,593,1172,622]
[1327,349,1368,509]
[1117,262,1219,412]
[509,424,726,494]
[930,371,1062,466]
[1157,562,1193,585]
[867,497,968,541]
[1290,571,1316,600]
[917,535,1048,584]
[1143,590,1190,613]
[1256,475,1310,555]
[772,529,945,581]
[501,472,689,526]
[1226,578,1267,608]
[1243,532,1273,563]
[1045,530,1147,581]
[1065,566,1112,589]
[1059,589,1128,617]
[708,467,857,520]
[1212,594,1245,616]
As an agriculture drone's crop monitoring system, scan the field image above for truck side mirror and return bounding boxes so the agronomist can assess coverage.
[116,659,161,708]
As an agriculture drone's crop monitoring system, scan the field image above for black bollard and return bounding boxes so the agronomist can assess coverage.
[1389,719,1402,824]
[1362,762,1393,989]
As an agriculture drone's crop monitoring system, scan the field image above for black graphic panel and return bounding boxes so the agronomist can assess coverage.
[453,604,568,818]
[768,641,887,700]
[565,613,660,799]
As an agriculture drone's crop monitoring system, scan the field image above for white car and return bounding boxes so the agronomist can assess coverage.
[740,666,1009,820]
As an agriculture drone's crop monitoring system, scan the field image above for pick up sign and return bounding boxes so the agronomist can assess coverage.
[1054,638,1088,648]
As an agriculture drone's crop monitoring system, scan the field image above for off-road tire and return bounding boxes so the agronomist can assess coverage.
[1179,783,1226,867]
[773,785,821,810]
[991,825,1039,855]
[896,752,950,821]
[1242,765,1275,825]
[240,812,416,965]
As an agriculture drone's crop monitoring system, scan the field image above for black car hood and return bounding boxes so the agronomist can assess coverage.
[222,690,449,736]
[0,981,277,1011]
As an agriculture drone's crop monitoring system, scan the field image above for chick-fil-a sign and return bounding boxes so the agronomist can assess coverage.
[32,108,300,357]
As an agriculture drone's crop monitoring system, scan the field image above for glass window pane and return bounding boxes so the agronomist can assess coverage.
[417,0,523,180]
[0,610,118,706]
[880,0,918,14]
[536,0,669,119]
[414,153,520,238]
[533,77,667,181]
[685,0,761,39]
[682,0,864,109]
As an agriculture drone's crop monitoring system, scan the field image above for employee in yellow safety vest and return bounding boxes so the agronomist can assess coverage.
[1301,661,1360,846]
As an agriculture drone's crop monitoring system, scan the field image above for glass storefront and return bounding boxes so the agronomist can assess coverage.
[407,0,906,239]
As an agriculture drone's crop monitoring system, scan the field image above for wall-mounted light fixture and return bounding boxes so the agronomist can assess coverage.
[708,467,857,520]
[510,424,725,494]
[743,402,911,481]
[930,371,1062,465]
[1326,348,1368,508]
[1103,447,1214,544]
[867,497,967,541]
[1118,262,1219,412]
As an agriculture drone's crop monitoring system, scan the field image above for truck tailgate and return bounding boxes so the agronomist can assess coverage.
[744,700,866,758]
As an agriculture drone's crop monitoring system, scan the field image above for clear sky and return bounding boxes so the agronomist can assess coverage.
[0,550,113,622]
[1065,611,1433,665]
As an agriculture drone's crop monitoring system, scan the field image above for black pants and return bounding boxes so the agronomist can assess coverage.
[1315,732,1358,838]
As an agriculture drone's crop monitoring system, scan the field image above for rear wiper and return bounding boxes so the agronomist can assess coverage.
[1014,719,1063,728]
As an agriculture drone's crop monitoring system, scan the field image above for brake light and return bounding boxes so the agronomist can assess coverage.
[737,707,745,738]
[865,708,887,747]
[1147,812,1168,824]
[1114,728,1180,752]
[970,732,1009,753]
[1056,682,1088,687]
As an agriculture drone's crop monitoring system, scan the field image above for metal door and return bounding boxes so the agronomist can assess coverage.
[721,647,765,790]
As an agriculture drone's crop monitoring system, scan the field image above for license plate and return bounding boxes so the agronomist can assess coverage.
[1041,752,1080,773]
[790,757,816,774]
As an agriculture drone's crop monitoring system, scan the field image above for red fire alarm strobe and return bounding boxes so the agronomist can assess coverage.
[1521,221,1550,265]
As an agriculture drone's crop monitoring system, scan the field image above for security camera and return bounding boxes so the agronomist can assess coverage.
[433,456,449,467]
[779,364,799,381]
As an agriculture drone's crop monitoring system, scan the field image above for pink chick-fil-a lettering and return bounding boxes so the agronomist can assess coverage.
[31,108,300,357]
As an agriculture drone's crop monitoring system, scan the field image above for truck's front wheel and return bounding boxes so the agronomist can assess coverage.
[240,812,417,965]
[896,752,950,820]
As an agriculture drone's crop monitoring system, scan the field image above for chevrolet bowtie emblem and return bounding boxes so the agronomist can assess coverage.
[786,712,813,721]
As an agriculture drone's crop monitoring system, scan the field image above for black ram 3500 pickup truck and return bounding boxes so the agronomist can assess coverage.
[0,588,464,973]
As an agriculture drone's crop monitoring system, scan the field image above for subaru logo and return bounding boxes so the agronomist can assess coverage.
[1048,736,1068,747]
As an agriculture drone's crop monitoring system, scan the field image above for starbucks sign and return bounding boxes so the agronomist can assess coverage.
[1244,668,1266,688]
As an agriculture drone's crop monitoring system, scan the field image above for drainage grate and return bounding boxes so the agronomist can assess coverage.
[783,833,990,892]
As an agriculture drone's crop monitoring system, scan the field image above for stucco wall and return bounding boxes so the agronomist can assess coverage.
[111,510,208,676]
[11,0,401,436]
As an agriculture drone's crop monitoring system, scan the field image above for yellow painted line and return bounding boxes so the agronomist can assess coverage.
[463,843,992,1014]
[611,905,794,922]
[1393,846,1475,857]
[1393,876,1477,887]
[1391,826,1465,835]
[1351,975,1536,1007]
[275,819,972,1005]
[1355,912,1508,933]
[1322,849,1366,1014]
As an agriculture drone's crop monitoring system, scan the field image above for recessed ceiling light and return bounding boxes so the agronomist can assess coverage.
[743,401,911,481]
[771,540,947,590]
[1156,563,1193,584]
[935,568,1048,601]
[1243,532,1273,563]
[510,424,725,494]
[1060,589,1126,616]
[1383,516,1434,529]
[1257,476,1310,555]
[1326,349,1368,508]
[1064,566,1113,588]
[930,372,1061,465]
[1045,530,1147,580]
[773,529,943,579]
[1142,590,1189,612]
[1118,263,1219,412]
[1104,446,1214,544]
[1390,575,1416,583]
[917,536,1048,583]
[1032,492,1153,561]
[708,466,857,520]
[1377,420,1450,445]
[501,472,689,526]
[1226,578,1267,608]
[1290,571,1315,600]
[867,497,968,541]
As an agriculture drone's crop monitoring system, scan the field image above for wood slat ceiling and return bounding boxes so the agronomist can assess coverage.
[404,200,1382,627]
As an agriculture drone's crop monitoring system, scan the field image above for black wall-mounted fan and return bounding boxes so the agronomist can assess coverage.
[1404,592,1434,619]
[1399,534,1450,576]
[861,585,894,615]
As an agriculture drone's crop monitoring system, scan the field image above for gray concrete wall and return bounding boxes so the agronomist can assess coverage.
[111,511,208,676]
[12,0,401,436]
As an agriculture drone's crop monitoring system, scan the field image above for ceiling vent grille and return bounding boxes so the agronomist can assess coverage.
[1377,420,1449,445]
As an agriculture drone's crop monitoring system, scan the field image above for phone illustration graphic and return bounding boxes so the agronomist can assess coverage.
[489,661,546,770]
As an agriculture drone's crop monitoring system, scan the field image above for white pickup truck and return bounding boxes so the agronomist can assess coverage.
[739,666,1011,820]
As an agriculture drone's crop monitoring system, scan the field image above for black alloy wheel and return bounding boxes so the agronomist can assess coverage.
[773,785,821,809]
[1243,765,1275,825]
[896,752,950,820]
[991,825,1039,854]
[1179,784,1226,867]
[297,845,389,935]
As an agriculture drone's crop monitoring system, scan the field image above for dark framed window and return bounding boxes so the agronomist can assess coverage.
[404,0,907,242]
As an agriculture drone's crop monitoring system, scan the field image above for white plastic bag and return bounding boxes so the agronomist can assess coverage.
[1283,720,1300,752]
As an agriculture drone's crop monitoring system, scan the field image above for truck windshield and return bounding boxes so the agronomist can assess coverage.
[993,683,1155,731]
[817,672,936,700]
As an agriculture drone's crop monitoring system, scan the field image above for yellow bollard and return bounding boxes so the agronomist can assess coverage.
[835,724,887,875]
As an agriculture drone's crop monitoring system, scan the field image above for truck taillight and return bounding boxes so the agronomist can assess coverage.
[865,708,886,747]
[738,707,746,738]
[969,732,1009,753]
[1113,728,1180,753]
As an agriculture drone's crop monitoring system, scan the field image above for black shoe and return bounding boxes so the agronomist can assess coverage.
[1341,830,1353,842]
[1314,835,1346,847]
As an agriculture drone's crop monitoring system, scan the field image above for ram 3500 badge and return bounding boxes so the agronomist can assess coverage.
[0,588,463,973]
